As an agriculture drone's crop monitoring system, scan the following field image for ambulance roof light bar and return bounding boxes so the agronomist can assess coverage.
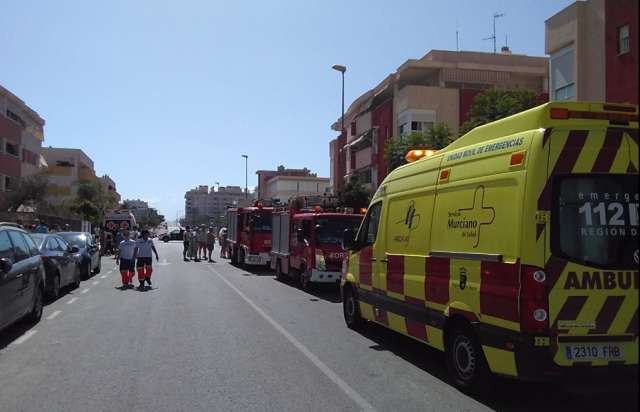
[405,149,438,163]
[550,107,638,122]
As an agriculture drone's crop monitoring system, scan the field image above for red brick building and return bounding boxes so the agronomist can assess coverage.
[605,0,639,104]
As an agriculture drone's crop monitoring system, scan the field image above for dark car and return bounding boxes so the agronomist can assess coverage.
[57,232,101,280]
[159,229,184,242]
[0,223,45,333]
[30,234,81,300]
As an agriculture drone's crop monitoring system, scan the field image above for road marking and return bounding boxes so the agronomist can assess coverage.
[13,330,37,345]
[47,311,61,320]
[157,259,171,266]
[108,271,113,274]
[80,288,90,294]
[92,281,99,285]
[101,275,107,279]
[207,266,379,412]
[66,297,78,304]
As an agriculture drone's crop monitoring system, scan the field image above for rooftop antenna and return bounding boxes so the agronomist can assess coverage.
[456,19,459,51]
[483,12,505,53]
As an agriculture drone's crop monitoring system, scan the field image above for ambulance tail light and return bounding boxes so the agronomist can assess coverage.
[405,149,437,163]
[315,252,326,271]
[520,265,549,335]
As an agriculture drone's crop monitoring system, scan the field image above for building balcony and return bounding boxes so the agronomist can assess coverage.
[48,185,71,196]
[78,167,99,183]
[46,165,73,176]
[355,147,372,170]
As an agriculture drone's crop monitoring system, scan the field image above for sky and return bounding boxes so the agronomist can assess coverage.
[1,0,575,219]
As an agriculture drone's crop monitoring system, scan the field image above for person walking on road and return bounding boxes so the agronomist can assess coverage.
[183,226,191,262]
[36,219,48,233]
[130,226,140,241]
[198,224,208,260]
[113,227,124,255]
[206,227,216,262]
[134,229,159,289]
[189,228,200,262]
[116,230,136,287]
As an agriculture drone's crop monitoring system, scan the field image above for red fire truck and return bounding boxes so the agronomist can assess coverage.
[270,196,364,291]
[226,199,275,267]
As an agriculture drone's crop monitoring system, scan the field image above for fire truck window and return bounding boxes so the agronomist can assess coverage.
[302,220,312,241]
[292,220,299,233]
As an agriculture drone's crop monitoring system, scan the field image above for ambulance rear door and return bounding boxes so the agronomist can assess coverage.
[544,127,638,368]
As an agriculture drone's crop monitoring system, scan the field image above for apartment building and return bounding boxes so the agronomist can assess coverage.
[329,49,549,193]
[255,165,330,202]
[184,185,245,223]
[41,147,120,207]
[0,85,46,192]
[545,0,638,104]
[124,199,149,219]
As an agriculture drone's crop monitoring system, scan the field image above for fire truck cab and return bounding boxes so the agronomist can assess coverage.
[226,199,274,267]
[270,196,364,291]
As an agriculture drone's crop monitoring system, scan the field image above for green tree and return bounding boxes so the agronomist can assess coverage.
[68,182,110,225]
[460,88,543,136]
[0,172,51,212]
[384,122,453,172]
[120,200,132,209]
[335,182,372,211]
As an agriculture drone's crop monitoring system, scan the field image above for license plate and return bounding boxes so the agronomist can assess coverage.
[249,256,261,262]
[566,345,623,360]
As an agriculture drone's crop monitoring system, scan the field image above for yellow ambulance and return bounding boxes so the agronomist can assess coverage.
[341,102,639,393]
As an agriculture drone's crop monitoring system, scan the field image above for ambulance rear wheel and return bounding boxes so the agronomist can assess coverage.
[275,260,287,283]
[445,323,494,394]
[343,286,363,330]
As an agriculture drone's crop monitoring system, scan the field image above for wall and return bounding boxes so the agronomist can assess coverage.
[605,0,639,103]
[371,99,393,186]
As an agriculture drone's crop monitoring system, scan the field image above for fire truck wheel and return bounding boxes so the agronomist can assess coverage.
[275,260,287,282]
[342,285,363,330]
[300,267,313,292]
[445,322,495,394]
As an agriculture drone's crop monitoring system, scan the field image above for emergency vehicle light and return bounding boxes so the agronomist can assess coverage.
[550,108,639,122]
[257,202,263,207]
[314,206,322,212]
[360,208,367,214]
[510,152,525,166]
[405,149,437,163]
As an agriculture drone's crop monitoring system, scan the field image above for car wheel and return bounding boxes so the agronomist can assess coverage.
[445,322,495,394]
[343,285,363,330]
[46,273,61,301]
[275,260,287,283]
[93,258,101,274]
[71,266,81,289]
[81,261,90,280]
[300,267,313,292]
[27,285,44,323]
[163,236,169,243]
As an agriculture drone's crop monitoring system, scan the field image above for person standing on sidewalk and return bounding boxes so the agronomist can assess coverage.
[220,227,228,259]
[182,226,191,262]
[198,224,208,260]
[206,227,216,262]
[116,230,136,287]
[134,229,159,289]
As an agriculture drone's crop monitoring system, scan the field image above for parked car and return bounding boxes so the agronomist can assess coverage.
[57,232,101,280]
[30,234,81,300]
[0,223,45,333]
[158,229,184,242]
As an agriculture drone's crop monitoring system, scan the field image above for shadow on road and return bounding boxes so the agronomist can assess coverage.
[354,322,639,412]
[269,277,342,303]
[0,320,36,351]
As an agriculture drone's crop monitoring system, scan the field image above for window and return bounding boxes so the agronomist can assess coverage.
[372,129,378,155]
[398,123,408,135]
[372,165,378,189]
[23,234,39,256]
[0,232,16,262]
[5,141,19,158]
[48,238,63,251]
[350,122,356,136]
[302,220,312,242]
[357,202,383,249]
[550,45,575,101]
[7,230,30,262]
[619,24,630,54]
[4,176,13,192]
[411,121,434,132]
[55,238,70,252]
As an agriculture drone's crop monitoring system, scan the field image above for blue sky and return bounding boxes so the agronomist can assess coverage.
[1,0,574,218]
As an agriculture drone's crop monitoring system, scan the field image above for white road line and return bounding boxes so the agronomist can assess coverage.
[101,275,107,279]
[13,330,37,345]
[66,297,78,304]
[207,266,379,412]
[47,311,61,320]
[92,281,99,285]
[108,271,113,274]
[80,288,90,294]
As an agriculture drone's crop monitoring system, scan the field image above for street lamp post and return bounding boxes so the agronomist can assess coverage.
[241,155,248,199]
[332,64,346,205]
[215,182,220,228]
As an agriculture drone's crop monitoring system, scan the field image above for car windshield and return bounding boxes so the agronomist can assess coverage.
[251,213,271,233]
[57,234,88,249]
[315,217,363,244]
[31,237,45,248]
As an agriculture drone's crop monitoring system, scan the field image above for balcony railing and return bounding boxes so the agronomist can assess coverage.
[355,147,372,170]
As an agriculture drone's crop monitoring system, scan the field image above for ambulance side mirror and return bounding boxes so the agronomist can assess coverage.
[342,229,356,251]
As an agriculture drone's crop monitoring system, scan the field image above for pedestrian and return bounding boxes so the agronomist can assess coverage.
[15,219,23,229]
[35,219,48,233]
[50,224,61,233]
[189,228,200,262]
[130,226,140,241]
[206,226,216,262]
[115,230,136,287]
[134,229,159,289]
[105,232,113,256]
[94,225,100,238]
[29,224,37,233]
[183,226,191,262]
[198,224,208,260]
[220,227,228,259]
[64,223,71,232]
[99,228,106,255]
[114,227,124,257]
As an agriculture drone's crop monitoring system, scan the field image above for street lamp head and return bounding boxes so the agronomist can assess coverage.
[332,64,346,73]
[241,154,248,159]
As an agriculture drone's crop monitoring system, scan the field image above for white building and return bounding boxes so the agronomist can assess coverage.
[124,198,150,219]
[184,185,246,224]
[263,175,331,203]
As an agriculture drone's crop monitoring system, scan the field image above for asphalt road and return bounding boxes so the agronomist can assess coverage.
[0,241,638,412]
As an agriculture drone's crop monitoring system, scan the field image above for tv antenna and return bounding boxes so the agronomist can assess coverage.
[483,12,505,53]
